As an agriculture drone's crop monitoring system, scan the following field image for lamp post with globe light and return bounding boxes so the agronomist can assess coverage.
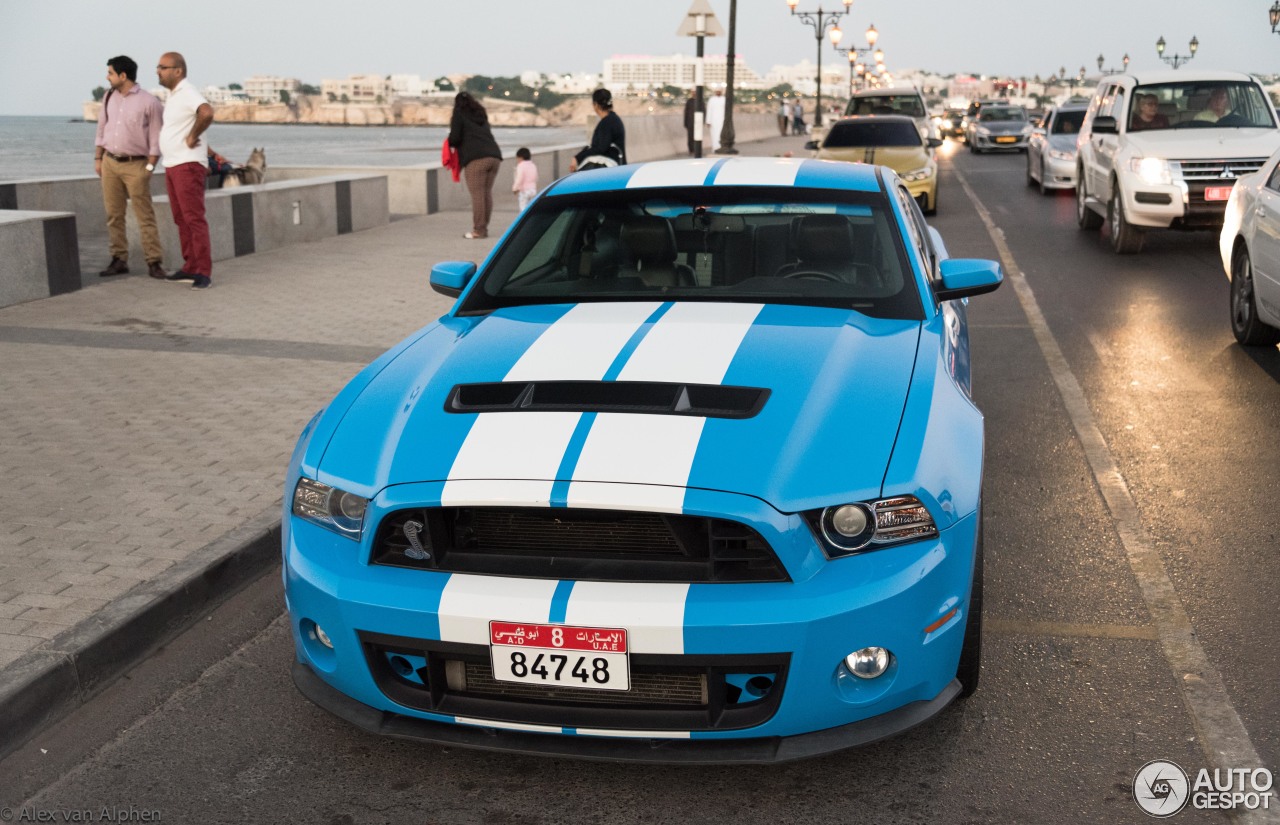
[1098,53,1130,75]
[833,23,879,96]
[1156,35,1198,69]
[1271,1,1280,34]
[786,0,853,128]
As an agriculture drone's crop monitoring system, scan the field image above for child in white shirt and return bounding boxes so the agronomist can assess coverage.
[512,147,538,211]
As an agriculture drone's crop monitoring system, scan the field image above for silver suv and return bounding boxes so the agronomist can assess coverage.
[1075,69,1280,253]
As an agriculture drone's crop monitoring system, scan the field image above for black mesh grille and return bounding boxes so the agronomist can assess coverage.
[445,381,769,419]
[372,507,789,583]
[459,661,707,706]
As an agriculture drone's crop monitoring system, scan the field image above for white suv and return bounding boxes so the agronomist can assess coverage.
[1075,70,1280,253]
[845,86,936,143]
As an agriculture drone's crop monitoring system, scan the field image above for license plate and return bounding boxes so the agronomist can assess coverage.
[1205,185,1233,202]
[489,621,630,691]
[995,136,1016,143]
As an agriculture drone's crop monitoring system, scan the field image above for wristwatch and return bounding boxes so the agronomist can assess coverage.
[145,163,155,172]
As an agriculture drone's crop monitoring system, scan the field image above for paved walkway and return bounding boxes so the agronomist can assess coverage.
[0,132,808,754]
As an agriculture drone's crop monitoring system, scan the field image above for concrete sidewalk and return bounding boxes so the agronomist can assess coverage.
[0,132,810,757]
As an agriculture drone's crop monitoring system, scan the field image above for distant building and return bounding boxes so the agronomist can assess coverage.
[388,74,428,99]
[202,86,236,104]
[321,74,392,103]
[603,54,765,93]
[766,60,846,96]
[548,72,602,95]
[243,75,301,103]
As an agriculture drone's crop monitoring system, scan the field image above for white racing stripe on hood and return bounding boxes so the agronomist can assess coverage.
[567,303,764,510]
[442,411,581,506]
[505,301,663,381]
[564,581,689,654]
[437,573,559,645]
[711,157,802,187]
[625,160,720,188]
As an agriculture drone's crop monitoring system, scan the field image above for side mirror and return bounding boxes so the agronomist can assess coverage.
[1090,115,1117,134]
[926,137,943,148]
[804,140,819,151]
[430,261,477,298]
[936,258,1003,302]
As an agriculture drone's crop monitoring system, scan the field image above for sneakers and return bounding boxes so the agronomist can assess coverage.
[165,270,197,282]
[190,275,212,290]
[463,231,487,239]
[98,257,129,277]
[147,262,168,279]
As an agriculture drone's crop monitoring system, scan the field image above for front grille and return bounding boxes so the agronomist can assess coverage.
[372,506,790,583]
[446,381,770,420]
[361,631,789,732]
[1178,157,1268,181]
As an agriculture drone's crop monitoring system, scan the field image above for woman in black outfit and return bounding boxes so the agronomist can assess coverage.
[448,92,503,239]
[570,89,626,172]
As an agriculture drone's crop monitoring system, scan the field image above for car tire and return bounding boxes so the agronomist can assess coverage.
[924,188,937,216]
[1038,162,1051,196]
[1230,247,1280,346]
[1076,171,1103,230]
[956,514,983,699]
[1025,154,1037,187]
[1108,183,1145,254]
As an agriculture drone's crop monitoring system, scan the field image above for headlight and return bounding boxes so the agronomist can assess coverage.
[1048,148,1074,161]
[1129,156,1173,186]
[901,165,935,182]
[805,495,938,557]
[293,477,369,540]
[1020,125,1032,136]
[976,126,990,136]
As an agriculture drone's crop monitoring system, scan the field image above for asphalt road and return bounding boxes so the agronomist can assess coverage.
[2,144,1277,824]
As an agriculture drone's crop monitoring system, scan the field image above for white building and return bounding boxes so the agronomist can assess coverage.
[548,72,602,95]
[321,74,392,103]
[389,74,428,98]
[766,60,848,97]
[602,54,766,93]
[243,75,300,103]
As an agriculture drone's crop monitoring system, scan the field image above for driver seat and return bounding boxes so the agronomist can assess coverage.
[619,216,695,287]
[775,215,864,283]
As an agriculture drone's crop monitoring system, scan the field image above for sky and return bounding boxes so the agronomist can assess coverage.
[1,0,1277,116]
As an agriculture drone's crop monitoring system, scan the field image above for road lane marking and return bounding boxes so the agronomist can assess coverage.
[954,166,1276,818]
[986,618,1158,641]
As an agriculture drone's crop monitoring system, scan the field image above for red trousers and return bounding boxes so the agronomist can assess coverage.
[165,161,212,277]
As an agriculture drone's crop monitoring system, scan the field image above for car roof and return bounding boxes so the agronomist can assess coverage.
[852,86,922,97]
[1108,69,1258,85]
[1053,102,1090,112]
[545,157,884,197]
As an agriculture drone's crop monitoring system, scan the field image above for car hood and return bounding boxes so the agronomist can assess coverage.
[818,146,932,173]
[1047,134,1078,153]
[977,121,1028,135]
[318,302,921,512]
[1120,128,1280,158]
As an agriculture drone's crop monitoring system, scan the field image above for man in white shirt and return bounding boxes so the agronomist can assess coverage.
[706,88,726,153]
[157,52,215,289]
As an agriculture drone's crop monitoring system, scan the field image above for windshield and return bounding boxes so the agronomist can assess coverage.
[457,187,923,321]
[847,95,927,118]
[1051,110,1085,134]
[980,108,1026,123]
[1127,81,1277,131]
[823,120,922,148]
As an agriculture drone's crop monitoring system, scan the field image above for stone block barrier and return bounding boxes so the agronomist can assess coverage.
[0,210,81,308]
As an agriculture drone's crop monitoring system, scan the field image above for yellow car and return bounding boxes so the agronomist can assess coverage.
[808,115,942,214]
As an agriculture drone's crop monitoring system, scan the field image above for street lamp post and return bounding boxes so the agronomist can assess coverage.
[1156,35,1198,69]
[833,23,879,99]
[717,0,739,154]
[677,0,723,159]
[1271,1,1280,34]
[1097,52,1130,75]
[786,0,853,128]
[1059,65,1086,96]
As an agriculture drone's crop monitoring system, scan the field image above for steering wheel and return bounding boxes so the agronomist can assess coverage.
[781,269,845,283]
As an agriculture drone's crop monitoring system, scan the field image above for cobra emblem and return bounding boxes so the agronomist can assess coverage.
[402,520,430,560]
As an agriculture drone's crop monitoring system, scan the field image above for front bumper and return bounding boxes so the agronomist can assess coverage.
[1040,154,1077,189]
[972,133,1028,151]
[903,175,938,209]
[283,488,979,757]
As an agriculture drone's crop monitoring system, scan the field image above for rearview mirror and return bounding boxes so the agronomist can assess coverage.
[804,140,819,151]
[926,137,943,148]
[1090,116,1117,134]
[430,261,477,298]
[936,258,1003,302]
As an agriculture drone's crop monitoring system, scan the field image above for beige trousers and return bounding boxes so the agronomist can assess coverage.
[101,156,163,264]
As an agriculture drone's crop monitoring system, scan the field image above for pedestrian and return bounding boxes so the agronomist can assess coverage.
[93,55,167,279]
[791,100,805,136]
[448,91,502,239]
[156,52,214,289]
[777,97,789,137]
[570,89,626,172]
[512,147,538,212]
[706,88,726,153]
[684,91,697,155]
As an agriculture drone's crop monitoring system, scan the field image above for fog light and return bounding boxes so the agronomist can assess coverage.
[831,504,869,537]
[845,647,891,679]
[313,623,334,649]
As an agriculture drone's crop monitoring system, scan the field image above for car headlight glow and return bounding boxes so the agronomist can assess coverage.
[293,477,369,540]
[976,126,990,136]
[807,495,938,557]
[1048,148,1074,161]
[901,165,936,182]
[1020,125,1032,136]
[1129,156,1173,186]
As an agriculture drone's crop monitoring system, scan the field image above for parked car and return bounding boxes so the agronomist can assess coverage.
[846,86,937,143]
[1026,103,1088,194]
[966,104,1032,153]
[808,115,942,214]
[1219,146,1280,346]
[284,157,1002,763]
[1076,70,1280,254]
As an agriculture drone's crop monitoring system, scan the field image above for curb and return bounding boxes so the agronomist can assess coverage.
[0,507,282,761]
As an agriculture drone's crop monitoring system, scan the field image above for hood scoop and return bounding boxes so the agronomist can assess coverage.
[446,381,770,419]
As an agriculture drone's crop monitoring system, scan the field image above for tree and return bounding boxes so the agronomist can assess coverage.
[375,94,384,104]
[228,83,243,91]
[299,83,320,96]
[434,76,455,92]
[92,86,106,102]
[340,93,349,104]
[279,90,291,104]
[327,92,337,103]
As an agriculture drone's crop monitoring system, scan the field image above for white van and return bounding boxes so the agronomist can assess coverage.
[1075,70,1280,253]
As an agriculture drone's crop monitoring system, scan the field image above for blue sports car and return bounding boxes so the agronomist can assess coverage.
[285,157,1003,763]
